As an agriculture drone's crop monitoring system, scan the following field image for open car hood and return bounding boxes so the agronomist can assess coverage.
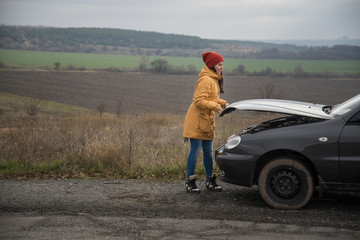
[221,99,333,120]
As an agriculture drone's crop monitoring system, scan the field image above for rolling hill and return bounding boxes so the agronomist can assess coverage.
[1,25,359,60]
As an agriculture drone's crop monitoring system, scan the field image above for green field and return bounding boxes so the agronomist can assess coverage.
[0,49,359,74]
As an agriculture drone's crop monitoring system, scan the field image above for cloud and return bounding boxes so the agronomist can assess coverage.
[0,0,359,40]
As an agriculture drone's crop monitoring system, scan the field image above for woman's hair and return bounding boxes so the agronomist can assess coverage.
[218,79,225,93]
[210,67,225,93]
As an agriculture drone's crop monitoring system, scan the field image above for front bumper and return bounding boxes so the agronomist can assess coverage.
[215,146,257,187]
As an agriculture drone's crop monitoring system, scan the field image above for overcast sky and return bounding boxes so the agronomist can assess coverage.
[0,0,359,40]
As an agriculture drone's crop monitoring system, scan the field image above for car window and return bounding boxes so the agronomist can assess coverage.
[348,111,360,124]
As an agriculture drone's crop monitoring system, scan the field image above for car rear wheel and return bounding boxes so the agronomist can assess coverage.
[258,158,314,210]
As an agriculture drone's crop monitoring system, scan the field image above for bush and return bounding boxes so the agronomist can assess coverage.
[257,82,285,99]
[23,95,42,116]
[65,64,76,71]
[232,64,246,74]
[54,62,60,70]
[150,59,171,74]
[294,64,305,77]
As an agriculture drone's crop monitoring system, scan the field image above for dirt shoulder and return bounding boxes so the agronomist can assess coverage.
[0,179,359,239]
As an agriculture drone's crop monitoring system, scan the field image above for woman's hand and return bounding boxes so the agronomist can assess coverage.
[217,102,229,115]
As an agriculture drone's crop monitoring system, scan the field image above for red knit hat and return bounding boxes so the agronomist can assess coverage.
[202,52,224,68]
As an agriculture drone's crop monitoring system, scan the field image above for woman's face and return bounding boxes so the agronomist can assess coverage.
[214,62,224,75]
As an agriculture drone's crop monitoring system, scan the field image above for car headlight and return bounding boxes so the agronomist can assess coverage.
[225,135,241,149]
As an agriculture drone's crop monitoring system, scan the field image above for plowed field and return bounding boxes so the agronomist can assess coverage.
[0,70,359,114]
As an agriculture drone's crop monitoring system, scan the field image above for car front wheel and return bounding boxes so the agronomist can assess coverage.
[258,158,314,210]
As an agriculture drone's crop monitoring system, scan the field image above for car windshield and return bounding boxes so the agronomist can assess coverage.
[329,94,360,117]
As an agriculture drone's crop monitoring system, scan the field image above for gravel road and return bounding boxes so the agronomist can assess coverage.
[0,179,359,239]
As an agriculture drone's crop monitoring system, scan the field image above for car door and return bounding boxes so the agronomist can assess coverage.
[339,111,360,183]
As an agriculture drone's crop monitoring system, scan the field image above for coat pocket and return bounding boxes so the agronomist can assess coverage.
[198,113,213,133]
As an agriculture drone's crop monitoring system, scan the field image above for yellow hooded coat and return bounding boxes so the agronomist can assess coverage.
[183,66,227,140]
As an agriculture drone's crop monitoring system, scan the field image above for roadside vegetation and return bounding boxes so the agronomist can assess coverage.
[0,93,272,180]
[0,93,277,180]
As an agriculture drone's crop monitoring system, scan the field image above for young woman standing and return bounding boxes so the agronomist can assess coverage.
[183,52,229,193]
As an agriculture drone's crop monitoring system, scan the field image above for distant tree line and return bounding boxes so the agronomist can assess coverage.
[14,56,355,78]
[137,59,357,78]
[145,59,359,78]
[1,25,360,60]
[24,27,208,49]
[254,45,360,60]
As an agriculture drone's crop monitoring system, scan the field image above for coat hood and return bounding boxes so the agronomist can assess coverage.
[198,66,223,81]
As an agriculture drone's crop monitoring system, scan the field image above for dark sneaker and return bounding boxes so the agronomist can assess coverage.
[186,175,200,193]
[206,173,222,192]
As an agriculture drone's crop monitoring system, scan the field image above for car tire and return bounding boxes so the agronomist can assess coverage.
[258,158,314,210]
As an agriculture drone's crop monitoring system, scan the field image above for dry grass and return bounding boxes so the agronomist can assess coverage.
[1,113,181,178]
[0,109,278,180]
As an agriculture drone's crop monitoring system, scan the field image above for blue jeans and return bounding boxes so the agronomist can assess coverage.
[186,138,213,179]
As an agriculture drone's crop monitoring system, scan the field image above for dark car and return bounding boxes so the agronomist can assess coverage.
[215,94,360,209]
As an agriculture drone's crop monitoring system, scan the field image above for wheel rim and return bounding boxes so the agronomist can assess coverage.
[271,169,300,199]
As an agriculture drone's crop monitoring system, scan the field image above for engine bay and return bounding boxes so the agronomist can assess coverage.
[241,115,325,134]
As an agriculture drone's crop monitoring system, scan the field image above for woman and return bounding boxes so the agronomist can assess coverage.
[183,52,229,193]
